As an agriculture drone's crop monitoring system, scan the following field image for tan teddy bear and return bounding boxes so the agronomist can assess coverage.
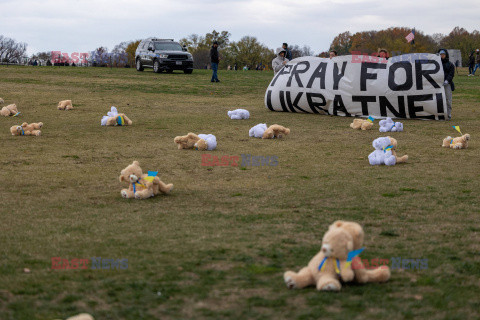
[174,133,217,151]
[174,132,201,149]
[284,221,390,291]
[1,104,19,117]
[119,161,173,199]
[388,137,409,163]
[350,118,373,130]
[328,221,391,284]
[57,100,74,110]
[262,124,290,139]
[442,134,470,149]
[10,122,43,136]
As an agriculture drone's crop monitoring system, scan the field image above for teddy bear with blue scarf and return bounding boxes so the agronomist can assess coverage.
[368,136,408,166]
[283,221,390,291]
[119,161,173,199]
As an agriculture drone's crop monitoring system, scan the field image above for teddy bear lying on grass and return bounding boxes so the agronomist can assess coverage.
[119,161,173,199]
[10,122,43,136]
[442,134,470,149]
[57,100,74,110]
[174,133,217,151]
[101,106,132,126]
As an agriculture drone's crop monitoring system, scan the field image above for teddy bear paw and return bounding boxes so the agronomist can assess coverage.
[134,193,142,199]
[319,281,341,291]
[284,276,297,289]
[121,190,128,198]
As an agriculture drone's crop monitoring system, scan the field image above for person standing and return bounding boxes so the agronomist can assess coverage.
[468,51,475,76]
[438,49,455,120]
[272,47,289,75]
[472,49,480,76]
[282,43,292,61]
[209,41,220,82]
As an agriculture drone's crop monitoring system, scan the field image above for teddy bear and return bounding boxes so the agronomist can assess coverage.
[10,122,43,136]
[1,104,20,117]
[249,123,268,138]
[262,124,290,139]
[327,221,391,284]
[57,100,74,110]
[0,98,4,104]
[350,118,373,130]
[442,134,470,149]
[227,109,250,119]
[101,106,132,126]
[379,117,403,132]
[368,136,408,166]
[174,133,217,151]
[119,161,173,199]
[283,221,390,291]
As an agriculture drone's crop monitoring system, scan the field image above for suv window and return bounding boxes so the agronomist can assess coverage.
[154,42,182,51]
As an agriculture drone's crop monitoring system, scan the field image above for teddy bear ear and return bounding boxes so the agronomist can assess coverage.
[335,221,343,227]
[119,175,125,182]
[133,161,140,166]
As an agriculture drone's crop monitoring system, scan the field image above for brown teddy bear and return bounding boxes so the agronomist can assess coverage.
[10,122,43,136]
[57,100,74,110]
[1,104,20,117]
[284,221,390,291]
[174,133,217,151]
[350,118,373,130]
[262,124,290,139]
[119,161,173,199]
[442,134,470,149]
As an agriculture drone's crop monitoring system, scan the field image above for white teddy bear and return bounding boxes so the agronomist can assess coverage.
[249,123,267,138]
[379,117,403,132]
[368,137,398,166]
[195,134,217,151]
[228,109,250,119]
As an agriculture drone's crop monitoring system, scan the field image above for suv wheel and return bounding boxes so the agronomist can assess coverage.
[136,59,144,71]
[184,69,193,74]
[153,59,162,73]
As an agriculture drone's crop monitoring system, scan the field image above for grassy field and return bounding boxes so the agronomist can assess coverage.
[0,65,479,320]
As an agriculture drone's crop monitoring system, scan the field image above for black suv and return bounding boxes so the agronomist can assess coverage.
[135,38,193,74]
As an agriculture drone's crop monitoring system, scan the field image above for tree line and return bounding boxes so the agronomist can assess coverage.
[329,26,480,66]
[3,26,480,68]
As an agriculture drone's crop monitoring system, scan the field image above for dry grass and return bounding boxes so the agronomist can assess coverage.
[0,65,479,320]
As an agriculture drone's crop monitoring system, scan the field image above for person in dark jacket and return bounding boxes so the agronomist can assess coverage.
[282,43,292,61]
[472,49,480,76]
[468,51,475,76]
[438,49,454,120]
[209,41,220,82]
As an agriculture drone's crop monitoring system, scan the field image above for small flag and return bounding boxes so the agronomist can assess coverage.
[383,145,393,153]
[13,112,21,117]
[367,116,375,123]
[452,126,462,135]
[144,171,158,183]
[406,28,415,43]
[344,248,365,269]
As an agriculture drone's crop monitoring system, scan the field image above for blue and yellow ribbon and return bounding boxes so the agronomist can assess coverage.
[383,145,393,153]
[367,116,375,123]
[117,116,125,126]
[318,257,341,275]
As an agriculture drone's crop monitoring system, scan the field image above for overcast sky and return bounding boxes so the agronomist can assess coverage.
[1,0,479,56]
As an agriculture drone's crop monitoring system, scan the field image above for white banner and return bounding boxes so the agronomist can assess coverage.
[265,54,448,120]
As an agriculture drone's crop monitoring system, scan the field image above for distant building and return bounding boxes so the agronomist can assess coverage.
[447,49,462,67]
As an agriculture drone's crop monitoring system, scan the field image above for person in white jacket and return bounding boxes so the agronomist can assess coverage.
[272,47,289,74]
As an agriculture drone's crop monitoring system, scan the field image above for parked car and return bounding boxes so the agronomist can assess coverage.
[135,38,193,74]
